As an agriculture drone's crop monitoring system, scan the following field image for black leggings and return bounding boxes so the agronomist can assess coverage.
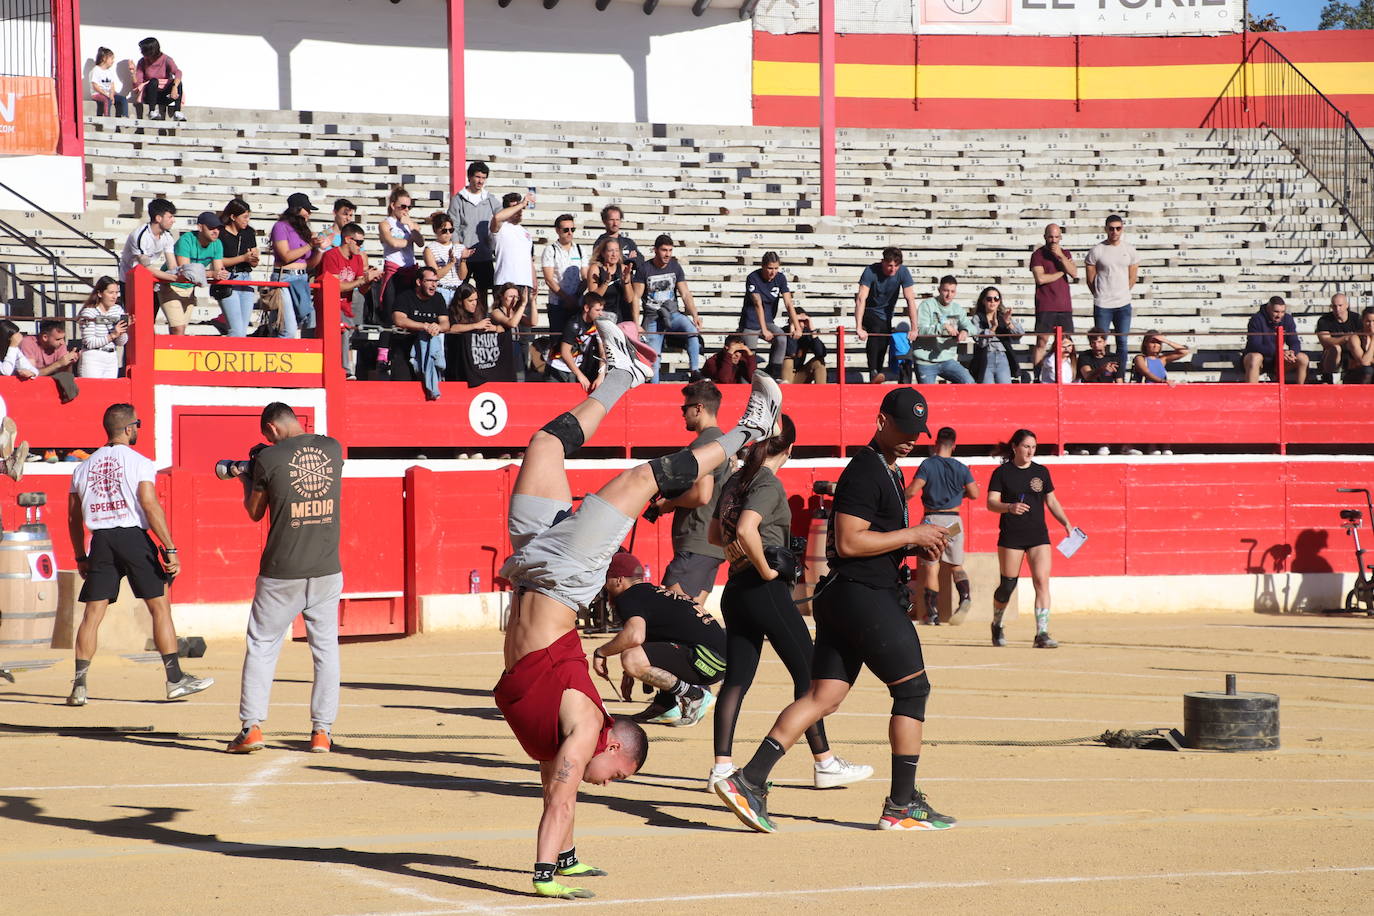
[865,329,889,380]
[713,566,829,759]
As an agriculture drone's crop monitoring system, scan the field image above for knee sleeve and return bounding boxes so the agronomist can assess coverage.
[539,412,584,458]
[889,672,931,722]
[649,448,700,499]
[993,575,1019,605]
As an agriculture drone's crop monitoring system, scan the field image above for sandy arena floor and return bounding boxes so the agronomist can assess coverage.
[1,612,1371,915]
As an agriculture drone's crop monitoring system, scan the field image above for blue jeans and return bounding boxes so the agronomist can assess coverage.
[278,270,315,336]
[220,271,255,338]
[643,311,701,383]
[979,348,1012,383]
[916,359,974,385]
[1093,303,1132,363]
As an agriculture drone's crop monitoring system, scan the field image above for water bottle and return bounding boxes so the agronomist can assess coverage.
[526,187,536,212]
[644,563,653,584]
[469,569,480,594]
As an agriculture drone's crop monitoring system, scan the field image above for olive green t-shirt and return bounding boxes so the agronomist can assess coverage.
[715,466,791,551]
[671,426,727,560]
[252,433,344,579]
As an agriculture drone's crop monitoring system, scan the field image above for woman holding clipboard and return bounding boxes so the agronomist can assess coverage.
[986,429,1075,649]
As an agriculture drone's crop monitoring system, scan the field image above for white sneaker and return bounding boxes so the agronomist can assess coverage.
[166,673,214,700]
[1096,447,1111,456]
[814,755,874,789]
[66,683,87,707]
[737,371,783,441]
[707,766,735,793]
[1122,446,1143,456]
[675,688,716,727]
[594,317,650,387]
[172,111,186,122]
[1161,449,1174,456]
[949,597,971,625]
[1148,448,1162,456]
[4,441,27,482]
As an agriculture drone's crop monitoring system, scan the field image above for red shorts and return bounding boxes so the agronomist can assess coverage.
[494,629,612,762]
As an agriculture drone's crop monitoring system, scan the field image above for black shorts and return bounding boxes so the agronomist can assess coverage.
[1034,311,1074,335]
[662,550,723,599]
[997,530,1051,551]
[643,641,727,686]
[811,575,925,686]
[468,260,495,291]
[78,527,167,603]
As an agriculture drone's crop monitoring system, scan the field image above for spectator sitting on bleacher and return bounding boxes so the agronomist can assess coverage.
[854,246,918,384]
[378,186,424,310]
[489,282,528,333]
[970,286,1022,384]
[447,161,499,311]
[423,212,464,306]
[319,223,381,375]
[320,199,357,253]
[545,291,605,390]
[587,238,641,324]
[595,204,644,269]
[1038,335,1078,384]
[1343,307,1374,384]
[781,307,827,384]
[1131,332,1189,385]
[390,266,449,389]
[541,213,587,334]
[133,37,184,121]
[739,251,800,380]
[216,198,259,338]
[702,335,756,385]
[0,320,39,378]
[272,193,328,338]
[76,278,128,379]
[118,198,178,319]
[448,284,495,334]
[641,235,703,384]
[90,48,127,118]
[1029,223,1077,375]
[18,319,78,381]
[915,275,975,385]
[490,192,538,326]
[1084,214,1140,364]
[1077,327,1122,383]
[167,211,229,334]
[1316,293,1359,384]
[1243,295,1308,384]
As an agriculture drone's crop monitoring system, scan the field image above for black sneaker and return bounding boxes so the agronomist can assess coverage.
[714,771,776,833]
[1033,632,1059,649]
[877,787,957,830]
[991,623,1006,647]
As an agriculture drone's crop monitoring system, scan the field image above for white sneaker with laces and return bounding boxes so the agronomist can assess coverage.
[594,317,650,387]
[814,755,874,789]
[166,673,214,700]
[737,372,783,441]
[707,766,735,793]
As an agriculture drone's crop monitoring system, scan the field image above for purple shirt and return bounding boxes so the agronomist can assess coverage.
[270,220,308,269]
[1029,245,1073,314]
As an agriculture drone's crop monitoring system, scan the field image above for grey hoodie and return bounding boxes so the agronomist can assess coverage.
[446,187,499,264]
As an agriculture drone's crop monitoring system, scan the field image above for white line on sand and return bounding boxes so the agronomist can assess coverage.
[338,864,1374,916]
[230,754,297,807]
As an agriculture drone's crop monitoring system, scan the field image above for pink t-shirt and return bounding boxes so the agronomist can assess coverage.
[270,220,309,269]
[19,336,68,370]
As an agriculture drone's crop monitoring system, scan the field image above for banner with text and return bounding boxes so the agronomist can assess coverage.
[0,76,60,156]
[755,0,1242,36]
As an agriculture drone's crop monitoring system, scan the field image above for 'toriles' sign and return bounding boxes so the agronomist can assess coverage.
[154,345,324,383]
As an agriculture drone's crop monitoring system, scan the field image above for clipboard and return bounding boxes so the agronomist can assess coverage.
[1057,527,1088,559]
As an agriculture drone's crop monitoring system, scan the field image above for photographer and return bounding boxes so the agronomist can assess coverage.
[715,388,956,834]
[225,403,344,755]
[706,414,872,793]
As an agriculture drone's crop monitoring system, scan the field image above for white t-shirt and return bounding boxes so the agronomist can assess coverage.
[1084,241,1141,310]
[90,65,118,98]
[118,224,175,284]
[381,216,416,268]
[541,241,585,303]
[70,443,156,530]
[425,240,462,288]
[492,220,534,287]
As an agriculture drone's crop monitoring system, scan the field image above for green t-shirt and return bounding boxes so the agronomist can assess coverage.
[671,426,727,560]
[715,465,792,555]
[252,434,344,579]
[172,231,224,289]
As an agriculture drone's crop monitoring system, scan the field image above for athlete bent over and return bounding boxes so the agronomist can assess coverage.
[494,318,783,898]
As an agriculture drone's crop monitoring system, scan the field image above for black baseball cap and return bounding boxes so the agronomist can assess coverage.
[196,210,222,229]
[287,192,317,212]
[880,387,931,438]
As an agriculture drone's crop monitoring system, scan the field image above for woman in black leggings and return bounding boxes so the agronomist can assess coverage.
[708,414,872,791]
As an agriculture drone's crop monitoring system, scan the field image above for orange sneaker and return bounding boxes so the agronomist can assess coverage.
[309,729,331,753]
[226,725,265,753]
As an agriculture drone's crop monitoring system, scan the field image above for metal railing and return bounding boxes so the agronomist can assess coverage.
[1202,37,1374,251]
[0,177,119,320]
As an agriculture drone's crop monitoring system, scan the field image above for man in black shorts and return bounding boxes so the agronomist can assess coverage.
[65,403,213,706]
[714,387,957,833]
[593,550,726,726]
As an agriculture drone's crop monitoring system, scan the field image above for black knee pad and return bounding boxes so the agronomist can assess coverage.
[539,412,584,458]
[993,575,1019,605]
[889,672,931,722]
[650,448,700,499]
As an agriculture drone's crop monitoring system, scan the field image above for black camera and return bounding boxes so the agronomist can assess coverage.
[214,443,267,481]
[813,480,838,496]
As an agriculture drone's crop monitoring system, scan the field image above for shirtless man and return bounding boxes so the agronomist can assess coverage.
[494,318,783,898]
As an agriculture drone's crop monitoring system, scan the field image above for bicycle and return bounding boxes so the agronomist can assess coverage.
[1336,487,1374,616]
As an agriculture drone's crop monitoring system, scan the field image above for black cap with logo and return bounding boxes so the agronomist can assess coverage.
[879,387,931,438]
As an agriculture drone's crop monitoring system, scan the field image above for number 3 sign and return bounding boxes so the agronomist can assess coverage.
[468,392,508,438]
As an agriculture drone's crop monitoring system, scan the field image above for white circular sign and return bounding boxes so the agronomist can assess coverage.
[468,392,508,438]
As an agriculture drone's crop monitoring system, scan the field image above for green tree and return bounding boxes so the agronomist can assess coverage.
[1246,11,1286,31]
[1319,0,1374,29]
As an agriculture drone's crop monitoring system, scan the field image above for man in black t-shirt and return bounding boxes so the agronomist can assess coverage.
[592,551,725,726]
[227,402,344,755]
[544,293,605,388]
[1316,293,1359,382]
[390,267,449,382]
[1077,327,1121,383]
[716,387,957,835]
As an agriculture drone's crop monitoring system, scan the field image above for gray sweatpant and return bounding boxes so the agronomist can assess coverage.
[238,572,343,731]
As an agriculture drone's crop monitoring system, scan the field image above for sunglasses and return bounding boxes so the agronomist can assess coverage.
[557,226,574,232]
[680,403,702,414]
[126,419,142,429]
[396,204,411,211]
[986,296,1001,302]
[437,226,453,233]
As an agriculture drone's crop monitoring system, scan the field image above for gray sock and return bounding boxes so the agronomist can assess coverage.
[589,369,633,411]
[992,605,1006,626]
[716,427,752,457]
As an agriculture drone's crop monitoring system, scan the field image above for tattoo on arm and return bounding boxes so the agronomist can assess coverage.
[554,758,574,784]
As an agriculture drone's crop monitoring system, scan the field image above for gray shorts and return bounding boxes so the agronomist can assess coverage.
[500,493,634,614]
[921,511,965,566]
[663,550,723,598]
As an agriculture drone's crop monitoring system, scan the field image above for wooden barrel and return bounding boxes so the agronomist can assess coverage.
[0,524,59,648]
[1183,690,1280,752]
[792,511,830,611]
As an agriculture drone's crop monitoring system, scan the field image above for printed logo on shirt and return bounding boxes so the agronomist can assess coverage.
[86,454,130,515]
[287,445,336,528]
[1030,477,1045,493]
